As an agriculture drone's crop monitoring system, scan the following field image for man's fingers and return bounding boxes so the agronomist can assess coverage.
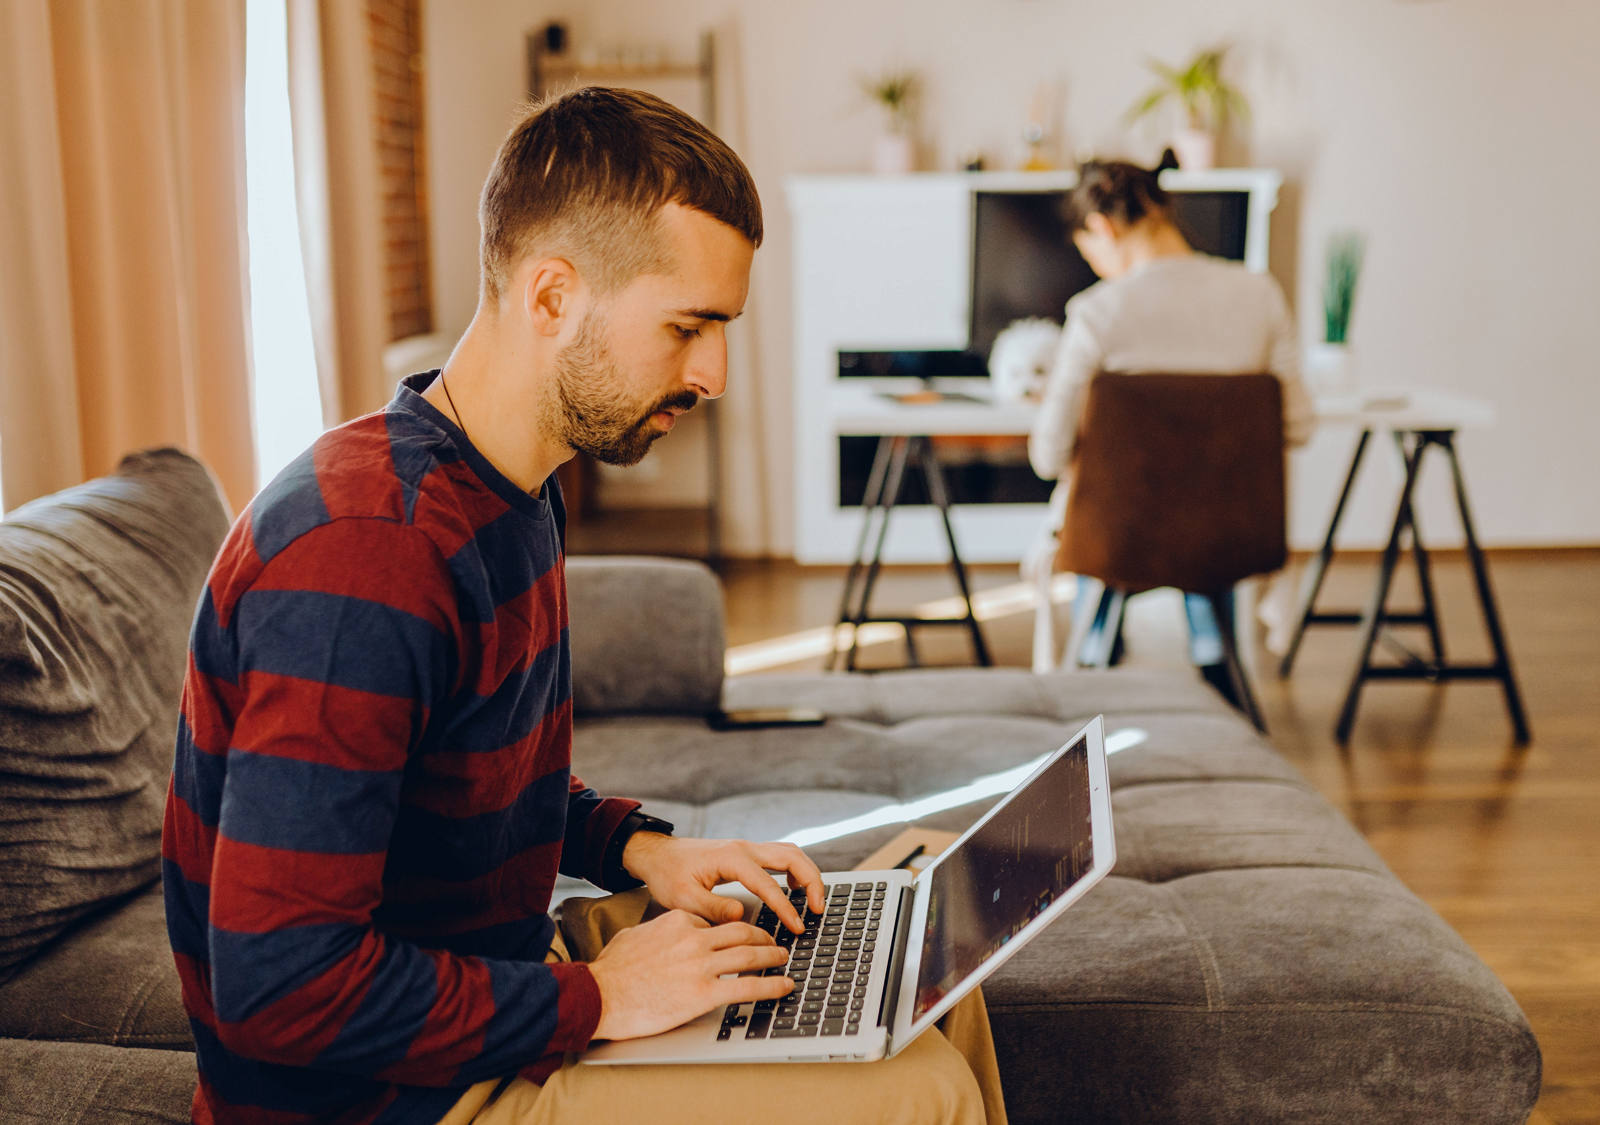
[735,861,805,933]
[703,921,775,950]
[718,972,796,1007]
[663,908,713,930]
[706,941,790,980]
[783,872,827,918]
[673,885,744,925]
[752,843,827,915]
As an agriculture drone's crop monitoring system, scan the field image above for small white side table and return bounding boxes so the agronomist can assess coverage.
[1278,388,1530,745]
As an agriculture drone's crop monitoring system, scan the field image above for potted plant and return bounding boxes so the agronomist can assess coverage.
[1307,231,1366,394]
[1125,47,1248,171]
[860,69,919,175]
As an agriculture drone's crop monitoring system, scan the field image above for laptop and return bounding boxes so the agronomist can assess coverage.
[582,715,1115,1065]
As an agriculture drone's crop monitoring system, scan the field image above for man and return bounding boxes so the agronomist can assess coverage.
[164,88,1002,1124]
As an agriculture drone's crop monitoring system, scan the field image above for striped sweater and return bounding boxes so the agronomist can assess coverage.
[162,372,640,1124]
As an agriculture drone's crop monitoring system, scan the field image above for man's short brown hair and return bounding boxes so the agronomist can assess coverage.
[478,86,764,302]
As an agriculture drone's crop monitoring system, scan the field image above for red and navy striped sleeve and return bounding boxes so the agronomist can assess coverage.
[192,518,601,1086]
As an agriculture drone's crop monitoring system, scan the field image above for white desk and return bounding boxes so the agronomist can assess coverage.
[830,380,1497,439]
[809,380,1502,567]
[827,382,1529,745]
[809,380,1499,565]
[1309,387,1496,432]
[831,382,1036,436]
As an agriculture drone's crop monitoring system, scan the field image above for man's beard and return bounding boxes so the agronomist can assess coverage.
[549,310,698,466]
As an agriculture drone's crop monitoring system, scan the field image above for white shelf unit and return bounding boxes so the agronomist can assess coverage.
[786,170,1283,565]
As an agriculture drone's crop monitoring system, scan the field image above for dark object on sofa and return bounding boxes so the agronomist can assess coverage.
[0,453,1540,1123]
[1056,372,1288,728]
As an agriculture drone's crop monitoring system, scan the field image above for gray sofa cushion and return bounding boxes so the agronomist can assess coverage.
[986,870,1539,1124]
[0,450,229,981]
[570,666,1541,1124]
[0,885,189,1049]
[567,556,724,715]
[0,1037,194,1123]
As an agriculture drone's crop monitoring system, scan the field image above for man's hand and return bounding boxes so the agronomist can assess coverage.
[621,834,826,934]
[587,910,792,1041]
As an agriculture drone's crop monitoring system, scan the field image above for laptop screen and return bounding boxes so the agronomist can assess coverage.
[912,733,1096,1020]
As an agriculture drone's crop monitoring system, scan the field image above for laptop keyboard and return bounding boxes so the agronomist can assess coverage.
[718,880,888,1041]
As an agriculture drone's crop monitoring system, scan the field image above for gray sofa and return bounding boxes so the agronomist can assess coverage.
[0,451,1541,1123]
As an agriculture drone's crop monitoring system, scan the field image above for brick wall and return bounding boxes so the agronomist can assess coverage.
[367,0,432,342]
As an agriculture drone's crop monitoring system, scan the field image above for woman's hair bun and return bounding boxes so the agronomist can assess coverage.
[1064,158,1171,233]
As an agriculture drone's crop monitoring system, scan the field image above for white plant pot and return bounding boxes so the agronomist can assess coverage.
[872,133,915,175]
[1305,341,1358,396]
[1172,128,1217,171]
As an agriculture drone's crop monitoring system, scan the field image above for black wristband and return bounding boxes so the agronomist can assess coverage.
[601,811,676,891]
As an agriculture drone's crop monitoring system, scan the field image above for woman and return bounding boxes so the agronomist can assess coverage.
[1027,160,1313,698]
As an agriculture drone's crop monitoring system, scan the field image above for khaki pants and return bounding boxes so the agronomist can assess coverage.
[440,890,1007,1125]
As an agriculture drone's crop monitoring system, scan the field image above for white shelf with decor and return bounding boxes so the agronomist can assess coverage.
[785,168,1282,565]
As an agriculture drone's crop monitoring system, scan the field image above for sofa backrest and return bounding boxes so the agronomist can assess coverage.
[0,449,230,982]
[566,555,725,715]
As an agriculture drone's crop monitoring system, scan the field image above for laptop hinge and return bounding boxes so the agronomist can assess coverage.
[877,885,916,1035]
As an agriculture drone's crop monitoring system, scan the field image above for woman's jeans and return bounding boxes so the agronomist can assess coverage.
[1077,583,1236,668]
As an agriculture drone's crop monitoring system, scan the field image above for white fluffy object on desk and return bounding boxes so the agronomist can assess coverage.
[988,317,1061,403]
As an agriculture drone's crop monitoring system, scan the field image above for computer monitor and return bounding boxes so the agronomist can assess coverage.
[968,188,1253,359]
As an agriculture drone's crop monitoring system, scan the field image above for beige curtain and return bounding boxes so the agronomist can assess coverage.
[287,0,390,425]
[0,0,256,515]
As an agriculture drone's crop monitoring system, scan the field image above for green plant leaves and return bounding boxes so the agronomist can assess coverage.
[1125,45,1249,131]
[1124,85,1173,125]
[859,69,920,131]
[1322,231,1366,344]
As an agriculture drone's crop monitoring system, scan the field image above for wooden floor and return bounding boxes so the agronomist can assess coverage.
[709,548,1600,1124]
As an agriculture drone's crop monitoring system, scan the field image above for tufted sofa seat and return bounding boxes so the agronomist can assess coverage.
[566,560,1542,1125]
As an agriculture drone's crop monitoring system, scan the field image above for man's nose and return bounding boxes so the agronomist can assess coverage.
[684,331,728,400]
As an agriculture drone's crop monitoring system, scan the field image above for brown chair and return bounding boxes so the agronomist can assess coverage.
[1054,372,1287,731]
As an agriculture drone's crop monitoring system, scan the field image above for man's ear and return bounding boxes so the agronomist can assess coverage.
[520,257,582,338]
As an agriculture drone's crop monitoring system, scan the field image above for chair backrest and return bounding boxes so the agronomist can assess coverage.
[1055,372,1287,594]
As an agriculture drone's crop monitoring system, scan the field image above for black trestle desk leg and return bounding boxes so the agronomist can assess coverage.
[846,436,910,672]
[1280,428,1372,677]
[1392,431,1446,669]
[1441,432,1531,745]
[828,435,895,671]
[916,437,992,667]
[901,619,922,667]
[1336,434,1427,744]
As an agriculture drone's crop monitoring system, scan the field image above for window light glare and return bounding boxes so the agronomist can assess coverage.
[781,727,1147,848]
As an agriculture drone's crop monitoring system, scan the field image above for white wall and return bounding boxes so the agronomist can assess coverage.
[426,0,1600,555]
